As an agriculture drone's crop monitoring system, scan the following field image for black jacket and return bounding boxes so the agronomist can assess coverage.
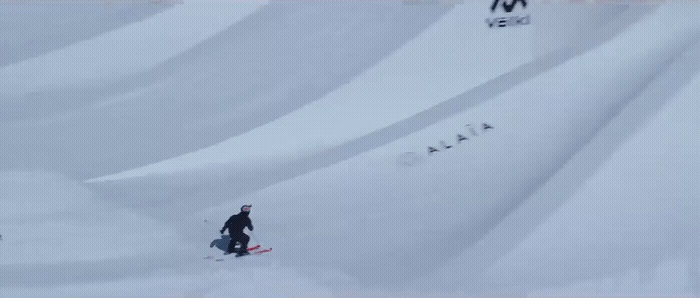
[222,212,253,234]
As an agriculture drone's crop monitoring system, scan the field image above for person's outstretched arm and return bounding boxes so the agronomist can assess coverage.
[220,216,233,234]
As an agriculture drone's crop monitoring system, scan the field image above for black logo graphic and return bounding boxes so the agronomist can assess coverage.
[490,0,527,13]
[486,0,530,28]
[425,123,494,156]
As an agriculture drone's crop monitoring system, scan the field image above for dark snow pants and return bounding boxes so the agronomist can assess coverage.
[227,232,250,253]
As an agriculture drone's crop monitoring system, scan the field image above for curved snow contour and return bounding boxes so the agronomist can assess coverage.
[0,4,168,68]
[1,3,450,180]
[201,5,699,287]
[86,2,534,183]
[0,1,265,98]
[417,32,700,295]
[485,45,700,294]
[88,6,649,203]
[89,1,631,183]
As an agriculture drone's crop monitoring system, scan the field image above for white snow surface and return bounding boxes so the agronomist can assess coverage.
[0,0,264,97]
[1,2,698,296]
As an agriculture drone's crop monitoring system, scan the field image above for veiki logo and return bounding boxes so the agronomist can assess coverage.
[486,0,531,28]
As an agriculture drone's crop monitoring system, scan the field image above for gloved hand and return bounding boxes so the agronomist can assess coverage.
[220,229,225,234]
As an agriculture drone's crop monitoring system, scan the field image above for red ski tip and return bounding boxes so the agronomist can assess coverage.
[255,248,272,254]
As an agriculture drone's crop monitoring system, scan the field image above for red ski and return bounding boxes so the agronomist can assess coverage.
[208,245,271,261]
[235,247,272,258]
[253,248,272,254]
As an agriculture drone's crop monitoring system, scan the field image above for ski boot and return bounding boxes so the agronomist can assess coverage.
[235,246,250,257]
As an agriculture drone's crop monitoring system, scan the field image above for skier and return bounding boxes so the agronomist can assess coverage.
[220,205,254,256]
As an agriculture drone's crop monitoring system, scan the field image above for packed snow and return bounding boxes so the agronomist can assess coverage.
[1,1,698,296]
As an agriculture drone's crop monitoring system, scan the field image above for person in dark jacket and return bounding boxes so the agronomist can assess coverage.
[220,205,253,256]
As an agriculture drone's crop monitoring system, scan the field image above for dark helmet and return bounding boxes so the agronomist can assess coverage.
[241,205,252,213]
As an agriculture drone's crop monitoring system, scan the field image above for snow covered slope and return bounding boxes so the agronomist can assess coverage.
[87,2,537,183]
[86,4,652,205]
[193,5,699,289]
[1,2,449,179]
[0,3,168,68]
[0,1,263,98]
[1,2,698,296]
